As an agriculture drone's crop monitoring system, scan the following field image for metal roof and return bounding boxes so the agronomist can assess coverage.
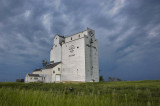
[28,74,40,77]
[32,62,61,72]
[58,35,65,38]
[54,35,65,39]
[45,62,61,69]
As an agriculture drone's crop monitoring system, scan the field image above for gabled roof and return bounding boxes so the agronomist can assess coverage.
[65,28,91,38]
[28,74,41,77]
[58,35,65,38]
[45,62,61,69]
[54,35,65,39]
[32,62,61,72]
[50,61,54,63]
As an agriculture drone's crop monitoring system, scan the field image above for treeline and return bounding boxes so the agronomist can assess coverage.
[99,76,122,82]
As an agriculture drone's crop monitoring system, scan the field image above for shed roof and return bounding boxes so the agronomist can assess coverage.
[45,62,61,69]
[32,62,61,72]
[28,74,40,77]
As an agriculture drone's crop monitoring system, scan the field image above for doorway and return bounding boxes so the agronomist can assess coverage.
[56,74,61,82]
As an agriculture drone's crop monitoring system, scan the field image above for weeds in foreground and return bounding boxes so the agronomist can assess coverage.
[0,80,160,106]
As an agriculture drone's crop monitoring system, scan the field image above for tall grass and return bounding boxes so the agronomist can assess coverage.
[0,80,160,106]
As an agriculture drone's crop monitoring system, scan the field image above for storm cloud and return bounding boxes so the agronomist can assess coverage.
[0,0,160,81]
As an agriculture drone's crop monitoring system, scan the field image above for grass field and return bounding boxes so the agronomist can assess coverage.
[0,80,160,106]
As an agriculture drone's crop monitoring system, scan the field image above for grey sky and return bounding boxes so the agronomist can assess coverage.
[0,0,160,81]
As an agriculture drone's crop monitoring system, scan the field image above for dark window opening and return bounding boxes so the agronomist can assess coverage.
[79,35,80,37]
[58,68,60,71]
[71,37,72,40]
[77,46,79,48]
[34,77,38,80]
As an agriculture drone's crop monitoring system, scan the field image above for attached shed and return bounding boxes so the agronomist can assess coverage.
[25,74,43,83]
[25,62,62,83]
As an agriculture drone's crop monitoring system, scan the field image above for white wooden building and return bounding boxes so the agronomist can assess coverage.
[25,28,99,83]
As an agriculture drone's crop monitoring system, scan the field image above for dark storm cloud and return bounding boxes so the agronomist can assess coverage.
[0,0,160,81]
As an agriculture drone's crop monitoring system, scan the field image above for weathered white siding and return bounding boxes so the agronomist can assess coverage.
[32,69,52,83]
[51,64,62,82]
[32,63,62,83]
[50,35,64,62]
[84,29,99,82]
[25,75,43,83]
[62,37,86,81]
[65,30,88,43]
[50,44,62,63]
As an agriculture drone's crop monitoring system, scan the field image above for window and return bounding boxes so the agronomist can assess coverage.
[58,68,60,71]
[55,45,57,47]
[77,46,79,48]
[30,77,32,80]
[53,71,55,73]
[34,77,38,80]
[71,37,72,40]
[79,35,80,37]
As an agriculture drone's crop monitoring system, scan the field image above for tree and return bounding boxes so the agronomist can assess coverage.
[117,78,121,81]
[108,77,112,81]
[42,60,48,68]
[99,76,104,82]
[108,77,116,81]
[112,77,115,81]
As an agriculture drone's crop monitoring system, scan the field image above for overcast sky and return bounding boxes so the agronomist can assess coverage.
[0,0,160,81]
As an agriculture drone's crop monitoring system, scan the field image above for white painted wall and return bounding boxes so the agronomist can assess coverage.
[32,63,62,83]
[50,44,62,63]
[85,29,99,82]
[65,30,88,43]
[25,74,43,83]
[32,69,52,83]
[62,37,86,82]
[61,28,99,82]
[51,63,62,82]
[50,35,64,62]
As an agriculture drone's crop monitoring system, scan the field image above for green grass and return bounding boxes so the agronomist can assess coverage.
[0,80,160,106]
